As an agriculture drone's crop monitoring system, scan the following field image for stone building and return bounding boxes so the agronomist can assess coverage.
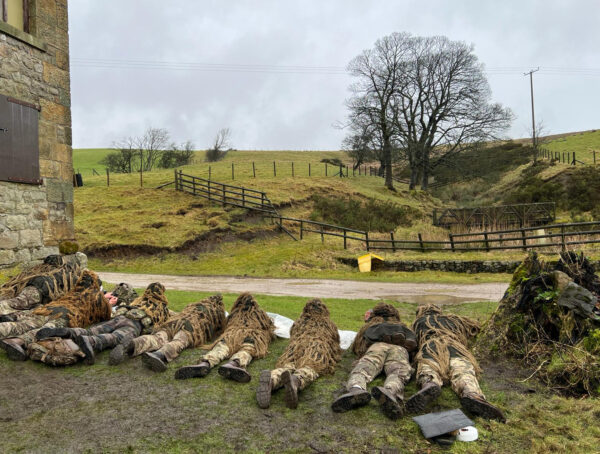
[0,0,74,267]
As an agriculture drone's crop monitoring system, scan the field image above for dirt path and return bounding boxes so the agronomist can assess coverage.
[99,272,508,303]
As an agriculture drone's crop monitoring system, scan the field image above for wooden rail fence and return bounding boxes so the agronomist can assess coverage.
[174,171,600,252]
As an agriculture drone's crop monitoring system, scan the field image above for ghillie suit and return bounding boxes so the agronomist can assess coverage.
[479,251,600,396]
[405,305,505,421]
[28,283,166,366]
[257,299,342,409]
[125,294,225,373]
[175,293,275,383]
[0,255,82,317]
[332,303,416,420]
[0,270,111,361]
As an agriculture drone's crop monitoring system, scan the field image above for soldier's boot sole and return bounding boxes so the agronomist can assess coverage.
[142,352,168,372]
[218,364,251,383]
[74,335,95,366]
[256,370,273,409]
[282,370,299,409]
[460,396,506,422]
[174,364,211,380]
[331,389,371,413]
[406,384,442,414]
[36,327,71,340]
[0,340,27,361]
[371,386,404,420]
[109,344,126,365]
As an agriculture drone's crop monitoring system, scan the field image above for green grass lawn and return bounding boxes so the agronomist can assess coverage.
[544,129,600,165]
[1,290,598,453]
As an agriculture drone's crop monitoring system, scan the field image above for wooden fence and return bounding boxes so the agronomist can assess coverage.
[432,202,556,229]
[175,170,278,215]
[174,171,600,253]
[536,147,584,165]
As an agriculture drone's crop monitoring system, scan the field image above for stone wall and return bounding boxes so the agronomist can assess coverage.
[337,257,600,274]
[0,0,73,268]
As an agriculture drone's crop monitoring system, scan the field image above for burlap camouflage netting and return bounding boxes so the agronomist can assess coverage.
[0,255,81,303]
[115,282,170,328]
[216,293,275,358]
[412,305,482,382]
[352,302,404,357]
[32,270,111,327]
[276,299,341,375]
[157,294,226,346]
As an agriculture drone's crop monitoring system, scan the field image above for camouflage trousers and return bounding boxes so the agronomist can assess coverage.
[28,338,85,366]
[416,355,484,399]
[270,363,319,391]
[0,314,52,340]
[132,329,192,362]
[346,342,413,401]
[0,287,41,316]
[202,339,255,368]
[74,316,142,353]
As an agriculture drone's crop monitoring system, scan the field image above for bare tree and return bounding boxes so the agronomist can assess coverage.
[346,34,409,190]
[205,128,231,162]
[345,33,513,190]
[138,127,170,171]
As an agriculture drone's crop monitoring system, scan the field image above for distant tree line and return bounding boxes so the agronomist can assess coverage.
[343,32,513,190]
[101,127,195,173]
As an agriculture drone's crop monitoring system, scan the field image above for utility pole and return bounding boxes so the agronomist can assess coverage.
[524,68,539,160]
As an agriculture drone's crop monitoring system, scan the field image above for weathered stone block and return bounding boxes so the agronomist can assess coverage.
[40,100,69,125]
[31,246,59,261]
[46,179,73,203]
[19,229,43,248]
[0,231,18,249]
[0,250,15,266]
[5,215,28,230]
[39,159,60,178]
[13,248,31,264]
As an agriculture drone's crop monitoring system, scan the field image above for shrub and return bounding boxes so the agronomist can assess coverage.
[320,158,343,166]
[309,195,421,232]
[59,241,80,254]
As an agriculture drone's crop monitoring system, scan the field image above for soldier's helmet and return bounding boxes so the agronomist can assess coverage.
[302,298,330,317]
[112,282,138,305]
[415,304,442,318]
[145,282,166,296]
[370,302,400,321]
[231,293,258,313]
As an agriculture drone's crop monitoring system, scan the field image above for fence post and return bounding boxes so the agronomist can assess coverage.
[300,221,304,240]
[232,163,234,180]
[241,187,245,207]
[292,162,294,177]
[561,225,566,251]
[192,178,196,195]
[261,193,265,208]
[325,163,328,176]
[173,169,176,191]
[308,163,311,177]
[339,164,343,178]
[252,162,256,178]
[346,165,349,177]
[390,231,396,252]
[207,179,211,202]
[594,150,597,165]
[209,166,211,181]
[106,168,110,187]
[366,232,370,251]
[273,161,276,177]
[484,231,489,252]
[573,152,576,165]
[343,229,347,249]
[567,152,570,164]
[449,233,455,252]
[521,228,527,250]
[418,233,425,253]
[562,152,565,163]
[320,225,324,243]
[222,185,226,207]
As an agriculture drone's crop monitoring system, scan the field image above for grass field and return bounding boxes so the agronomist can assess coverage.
[1,288,598,453]
[543,129,600,165]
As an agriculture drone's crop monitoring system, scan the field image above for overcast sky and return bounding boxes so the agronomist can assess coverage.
[68,1,600,150]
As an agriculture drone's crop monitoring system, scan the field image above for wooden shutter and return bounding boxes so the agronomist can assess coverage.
[0,94,41,184]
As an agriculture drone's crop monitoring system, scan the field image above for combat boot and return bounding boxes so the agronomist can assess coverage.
[142,351,168,372]
[36,327,72,340]
[175,361,211,380]
[218,359,251,383]
[109,340,133,365]
[460,393,506,422]
[406,381,442,414]
[0,338,27,361]
[282,370,300,409]
[74,335,95,365]
[0,314,17,323]
[371,386,404,420]
[256,370,273,408]
[331,387,371,413]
